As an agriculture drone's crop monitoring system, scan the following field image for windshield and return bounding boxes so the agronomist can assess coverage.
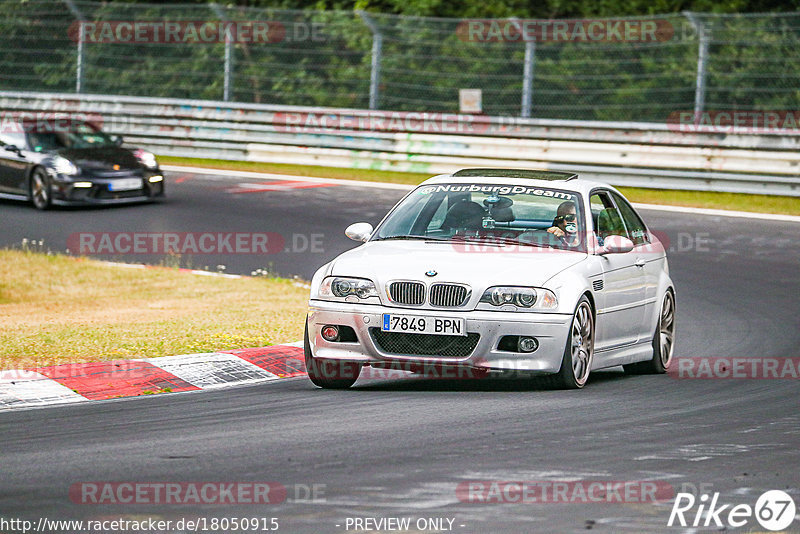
[374,183,586,251]
[25,120,116,151]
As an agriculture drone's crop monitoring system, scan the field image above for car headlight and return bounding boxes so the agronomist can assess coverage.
[52,156,78,176]
[319,276,380,302]
[478,286,558,310]
[134,149,158,170]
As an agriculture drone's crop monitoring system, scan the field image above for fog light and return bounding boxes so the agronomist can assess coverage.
[73,182,93,188]
[518,336,539,353]
[321,325,340,342]
[148,175,163,183]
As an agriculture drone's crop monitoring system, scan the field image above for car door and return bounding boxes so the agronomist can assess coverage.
[0,130,30,194]
[611,192,661,341]
[590,190,647,350]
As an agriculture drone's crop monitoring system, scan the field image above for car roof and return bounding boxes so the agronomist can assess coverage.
[421,168,618,197]
[451,168,577,180]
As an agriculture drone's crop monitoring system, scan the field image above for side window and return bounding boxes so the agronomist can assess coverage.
[612,193,649,245]
[590,193,607,228]
[590,191,627,244]
[0,131,26,148]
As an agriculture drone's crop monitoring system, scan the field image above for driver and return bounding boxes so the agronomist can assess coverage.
[546,200,580,246]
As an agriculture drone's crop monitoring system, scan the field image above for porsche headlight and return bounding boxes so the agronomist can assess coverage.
[478,286,558,310]
[52,156,78,176]
[319,276,379,302]
[134,149,158,170]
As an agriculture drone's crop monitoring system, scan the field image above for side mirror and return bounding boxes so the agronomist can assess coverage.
[4,144,21,155]
[112,135,123,146]
[599,235,634,255]
[345,222,373,243]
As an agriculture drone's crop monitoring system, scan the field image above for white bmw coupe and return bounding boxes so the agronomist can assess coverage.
[305,169,676,389]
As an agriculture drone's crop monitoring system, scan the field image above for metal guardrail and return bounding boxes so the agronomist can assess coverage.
[1,91,799,196]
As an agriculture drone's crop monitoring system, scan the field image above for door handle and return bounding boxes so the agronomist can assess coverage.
[634,258,646,267]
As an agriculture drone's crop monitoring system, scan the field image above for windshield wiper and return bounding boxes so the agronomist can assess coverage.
[373,235,555,247]
[373,235,453,242]
[451,235,546,247]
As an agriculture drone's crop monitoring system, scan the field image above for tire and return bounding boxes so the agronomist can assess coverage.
[543,296,594,389]
[624,290,676,375]
[30,167,52,210]
[304,320,361,389]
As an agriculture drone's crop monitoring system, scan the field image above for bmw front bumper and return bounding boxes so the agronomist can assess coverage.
[307,300,573,374]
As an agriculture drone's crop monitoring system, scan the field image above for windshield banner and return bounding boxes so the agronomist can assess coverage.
[418,184,576,199]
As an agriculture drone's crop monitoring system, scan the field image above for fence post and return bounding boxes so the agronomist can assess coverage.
[62,0,85,93]
[358,11,382,110]
[521,41,536,118]
[684,12,708,124]
[210,3,234,101]
[509,19,535,118]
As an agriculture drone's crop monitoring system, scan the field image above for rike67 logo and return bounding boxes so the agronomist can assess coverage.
[668,489,796,531]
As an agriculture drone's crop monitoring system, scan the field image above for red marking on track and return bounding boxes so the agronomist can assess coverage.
[174,174,191,183]
[34,360,199,400]
[227,180,335,194]
[221,346,305,377]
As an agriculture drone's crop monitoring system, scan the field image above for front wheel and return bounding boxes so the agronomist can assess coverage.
[30,168,52,210]
[304,320,361,389]
[544,296,594,389]
[624,290,676,375]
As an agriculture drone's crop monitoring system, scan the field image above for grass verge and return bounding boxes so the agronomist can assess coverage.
[0,249,307,369]
[159,155,800,215]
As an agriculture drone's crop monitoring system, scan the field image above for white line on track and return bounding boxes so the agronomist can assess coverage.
[631,203,800,223]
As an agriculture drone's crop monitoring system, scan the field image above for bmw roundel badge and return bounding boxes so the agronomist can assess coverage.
[425,270,437,277]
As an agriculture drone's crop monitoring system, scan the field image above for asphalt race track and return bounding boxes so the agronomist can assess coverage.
[0,170,409,280]
[1,170,799,533]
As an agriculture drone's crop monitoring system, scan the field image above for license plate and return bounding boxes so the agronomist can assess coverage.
[382,314,466,336]
[109,178,142,191]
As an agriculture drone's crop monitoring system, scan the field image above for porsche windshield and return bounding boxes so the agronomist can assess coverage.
[24,120,116,151]
[374,183,586,251]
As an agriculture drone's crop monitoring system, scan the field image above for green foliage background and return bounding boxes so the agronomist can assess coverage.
[1,0,798,121]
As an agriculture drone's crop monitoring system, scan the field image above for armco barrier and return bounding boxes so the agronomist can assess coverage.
[1,91,798,196]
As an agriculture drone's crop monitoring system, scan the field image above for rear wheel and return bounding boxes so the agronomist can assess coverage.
[30,168,52,210]
[624,290,675,374]
[304,320,361,389]
[543,297,594,389]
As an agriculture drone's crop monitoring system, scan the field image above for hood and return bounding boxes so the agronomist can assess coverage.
[330,240,586,305]
[57,146,141,171]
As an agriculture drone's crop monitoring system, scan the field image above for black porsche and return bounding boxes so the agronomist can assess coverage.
[0,118,164,209]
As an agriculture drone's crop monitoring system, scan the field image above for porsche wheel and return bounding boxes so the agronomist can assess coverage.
[30,168,52,210]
